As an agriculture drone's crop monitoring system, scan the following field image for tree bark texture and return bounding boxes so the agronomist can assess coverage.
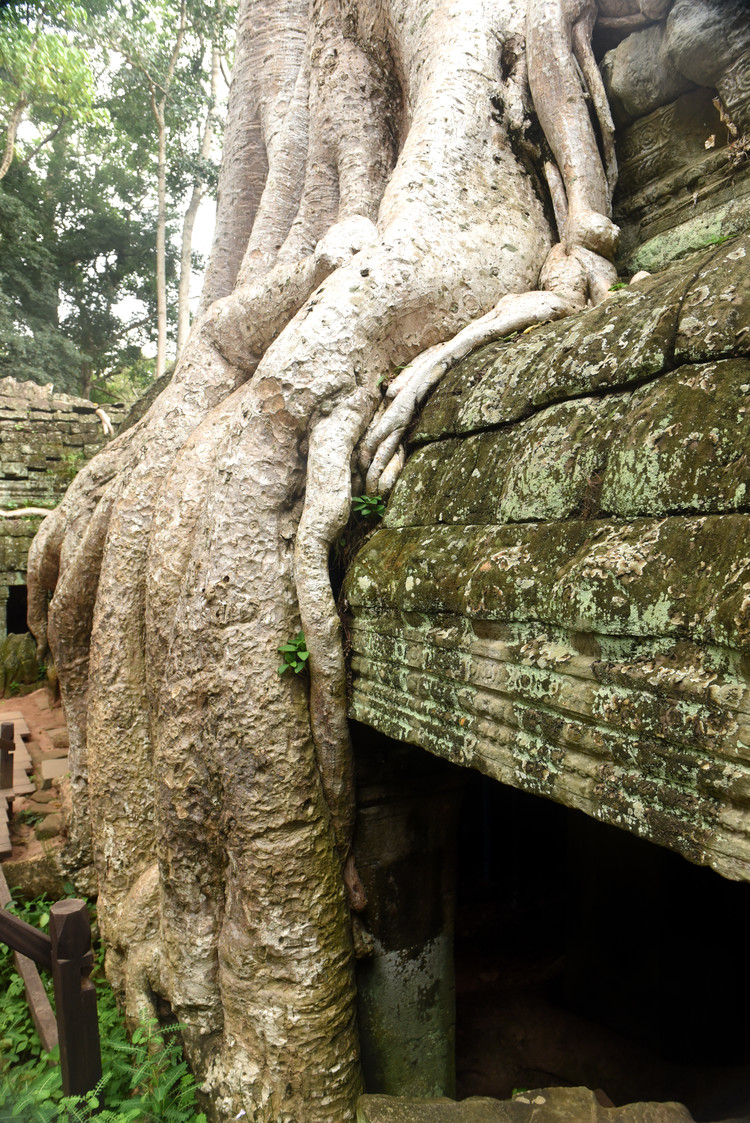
[28,0,623,1117]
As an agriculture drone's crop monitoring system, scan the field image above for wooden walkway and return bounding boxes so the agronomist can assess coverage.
[1,715,35,858]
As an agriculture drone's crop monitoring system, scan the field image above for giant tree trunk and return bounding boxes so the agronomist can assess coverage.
[27,0,620,1117]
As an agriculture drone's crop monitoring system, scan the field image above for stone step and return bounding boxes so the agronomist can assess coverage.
[36,749,68,762]
[39,758,68,788]
[35,814,62,840]
[24,799,61,816]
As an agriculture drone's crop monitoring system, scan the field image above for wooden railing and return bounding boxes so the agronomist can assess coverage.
[0,881,103,1096]
[0,718,102,1098]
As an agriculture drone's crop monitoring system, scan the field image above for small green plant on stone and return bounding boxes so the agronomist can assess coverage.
[704,232,734,247]
[352,494,385,519]
[277,631,310,675]
[17,809,44,827]
[609,281,628,291]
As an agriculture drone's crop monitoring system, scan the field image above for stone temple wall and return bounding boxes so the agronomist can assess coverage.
[0,378,126,641]
[346,236,750,885]
[346,0,750,894]
[601,0,750,273]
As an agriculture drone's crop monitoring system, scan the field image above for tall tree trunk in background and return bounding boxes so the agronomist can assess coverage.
[27,0,622,1117]
[153,96,169,380]
[175,42,221,360]
[149,0,187,379]
[0,96,26,180]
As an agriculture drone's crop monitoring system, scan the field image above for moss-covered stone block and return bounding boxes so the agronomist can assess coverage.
[356,1088,695,1122]
[675,237,750,363]
[348,516,750,652]
[348,237,750,884]
[601,359,750,516]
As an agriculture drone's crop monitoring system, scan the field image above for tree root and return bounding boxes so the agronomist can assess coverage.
[359,237,618,496]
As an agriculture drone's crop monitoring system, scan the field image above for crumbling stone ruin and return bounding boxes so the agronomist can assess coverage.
[0,379,124,691]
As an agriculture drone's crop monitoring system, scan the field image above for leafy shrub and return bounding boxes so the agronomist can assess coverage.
[0,893,206,1122]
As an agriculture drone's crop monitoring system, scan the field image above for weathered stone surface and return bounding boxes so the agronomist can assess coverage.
[602,24,695,125]
[26,789,60,805]
[415,238,750,444]
[40,757,68,788]
[614,89,728,197]
[47,727,70,750]
[350,516,750,651]
[610,70,750,274]
[357,1095,525,1122]
[1,847,66,900]
[664,0,750,92]
[356,1089,695,1122]
[35,812,63,839]
[0,632,39,695]
[389,358,750,528]
[355,755,463,1098]
[347,234,750,884]
[674,240,750,363]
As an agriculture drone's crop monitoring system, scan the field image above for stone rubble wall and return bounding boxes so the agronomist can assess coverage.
[0,378,126,641]
[346,236,750,884]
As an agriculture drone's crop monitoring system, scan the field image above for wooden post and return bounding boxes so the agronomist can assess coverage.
[49,900,103,1097]
[0,722,14,790]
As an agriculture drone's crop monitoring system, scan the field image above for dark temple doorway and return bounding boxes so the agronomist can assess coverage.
[454,770,750,1122]
[352,723,750,1120]
[6,584,28,635]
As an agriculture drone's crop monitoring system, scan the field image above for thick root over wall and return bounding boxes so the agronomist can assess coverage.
[28,0,621,1118]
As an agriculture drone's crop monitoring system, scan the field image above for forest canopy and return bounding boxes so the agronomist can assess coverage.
[0,0,232,400]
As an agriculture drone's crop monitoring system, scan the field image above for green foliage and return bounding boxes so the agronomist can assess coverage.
[0,130,164,396]
[90,357,157,406]
[46,1021,208,1123]
[0,0,234,399]
[352,494,386,519]
[16,809,44,826]
[277,631,309,675]
[609,281,628,291]
[0,1,102,148]
[0,893,206,1122]
[52,450,87,483]
[702,232,735,247]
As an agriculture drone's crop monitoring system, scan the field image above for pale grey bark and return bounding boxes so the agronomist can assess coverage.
[176,44,221,358]
[0,96,26,181]
[28,0,622,1117]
